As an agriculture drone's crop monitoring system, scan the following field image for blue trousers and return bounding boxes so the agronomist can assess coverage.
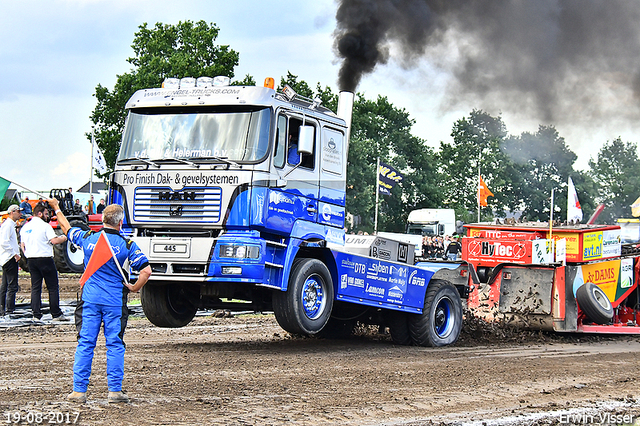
[73,301,128,392]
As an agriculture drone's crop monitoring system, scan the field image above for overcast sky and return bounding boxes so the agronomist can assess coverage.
[1,0,638,195]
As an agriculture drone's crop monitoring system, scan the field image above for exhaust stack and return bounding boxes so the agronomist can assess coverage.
[337,91,354,153]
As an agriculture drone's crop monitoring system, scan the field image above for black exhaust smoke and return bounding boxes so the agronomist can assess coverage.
[334,0,640,125]
[334,0,442,93]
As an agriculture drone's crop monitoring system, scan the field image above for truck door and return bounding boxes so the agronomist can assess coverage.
[318,126,347,230]
[268,112,320,232]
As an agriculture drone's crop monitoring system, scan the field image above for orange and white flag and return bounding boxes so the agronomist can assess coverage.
[567,177,583,222]
[79,231,126,286]
[478,176,494,207]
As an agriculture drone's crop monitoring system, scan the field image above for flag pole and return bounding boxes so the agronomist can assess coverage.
[477,164,481,223]
[566,177,569,223]
[90,127,94,195]
[549,188,554,239]
[374,157,380,233]
[1,177,48,199]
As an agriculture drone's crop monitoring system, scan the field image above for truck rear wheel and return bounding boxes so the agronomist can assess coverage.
[576,282,613,325]
[53,220,89,273]
[141,283,198,328]
[272,258,334,336]
[409,280,462,347]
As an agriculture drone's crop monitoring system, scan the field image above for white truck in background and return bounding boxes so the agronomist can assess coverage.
[406,209,456,237]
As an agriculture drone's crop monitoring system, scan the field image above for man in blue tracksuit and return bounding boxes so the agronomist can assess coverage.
[48,198,151,404]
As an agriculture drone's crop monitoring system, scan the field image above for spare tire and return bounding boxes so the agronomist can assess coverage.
[53,220,90,273]
[576,282,613,325]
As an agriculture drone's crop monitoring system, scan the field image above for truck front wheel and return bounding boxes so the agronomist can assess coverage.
[141,283,198,328]
[272,258,334,336]
[409,280,462,347]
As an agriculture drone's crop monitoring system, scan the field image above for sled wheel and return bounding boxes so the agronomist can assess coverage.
[272,258,334,336]
[576,282,613,325]
[141,283,198,328]
[409,280,462,347]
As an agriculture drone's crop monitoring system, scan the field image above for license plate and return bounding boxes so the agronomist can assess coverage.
[153,243,188,254]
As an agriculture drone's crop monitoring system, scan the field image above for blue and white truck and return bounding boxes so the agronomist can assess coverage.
[109,76,468,346]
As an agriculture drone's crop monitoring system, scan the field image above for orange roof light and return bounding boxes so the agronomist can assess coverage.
[264,77,275,89]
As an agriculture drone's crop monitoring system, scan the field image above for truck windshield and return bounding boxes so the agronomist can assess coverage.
[117,107,271,163]
[407,224,437,236]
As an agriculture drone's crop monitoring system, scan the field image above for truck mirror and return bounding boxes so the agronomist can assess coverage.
[438,224,445,235]
[298,126,314,155]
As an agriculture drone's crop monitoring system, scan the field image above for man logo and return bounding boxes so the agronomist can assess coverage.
[169,205,184,217]
[159,191,196,201]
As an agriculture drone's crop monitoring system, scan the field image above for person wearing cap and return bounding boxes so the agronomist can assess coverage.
[19,197,32,217]
[19,202,68,321]
[0,205,23,316]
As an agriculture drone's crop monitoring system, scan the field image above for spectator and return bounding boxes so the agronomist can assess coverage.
[19,197,32,217]
[434,236,445,259]
[48,199,151,404]
[19,203,68,322]
[0,205,23,317]
[96,198,106,214]
[445,236,462,261]
[74,199,82,214]
[86,195,95,215]
[424,236,436,259]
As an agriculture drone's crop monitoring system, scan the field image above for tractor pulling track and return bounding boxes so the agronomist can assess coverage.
[0,274,638,425]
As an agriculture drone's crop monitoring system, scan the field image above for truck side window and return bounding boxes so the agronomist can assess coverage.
[274,115,287,168]
[287,117,315,169]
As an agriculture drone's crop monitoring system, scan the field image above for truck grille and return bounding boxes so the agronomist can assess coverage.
[133,187,222,223]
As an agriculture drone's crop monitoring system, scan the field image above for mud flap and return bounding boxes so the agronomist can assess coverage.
[498,266,554,330]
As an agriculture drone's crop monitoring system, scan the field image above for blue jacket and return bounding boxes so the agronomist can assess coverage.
[68,227,149,306]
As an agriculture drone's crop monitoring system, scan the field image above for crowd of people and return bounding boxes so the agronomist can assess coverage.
[0,202,69,321]
[422,234,463,260]
[0,189,109,321]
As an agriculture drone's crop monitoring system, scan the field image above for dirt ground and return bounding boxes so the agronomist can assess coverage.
[1,274,640,426]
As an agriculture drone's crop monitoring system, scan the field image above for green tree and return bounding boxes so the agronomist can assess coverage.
[279,72,338,111]
[502,126,579,222]
[588,137,640,223]
[439,110,515,222]
[276,74,441,233]
[348,95,441,233]
[90,20,250,173]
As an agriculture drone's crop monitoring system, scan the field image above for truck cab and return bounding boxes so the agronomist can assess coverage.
[110,77,351,327]
[406,208,456,236]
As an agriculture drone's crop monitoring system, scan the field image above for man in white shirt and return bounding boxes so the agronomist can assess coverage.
[0,204,23,316]
[20,203,68,321]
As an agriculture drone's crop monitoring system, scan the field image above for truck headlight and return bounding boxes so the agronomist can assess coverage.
[221,266,243,275]
[219,244,260,259]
